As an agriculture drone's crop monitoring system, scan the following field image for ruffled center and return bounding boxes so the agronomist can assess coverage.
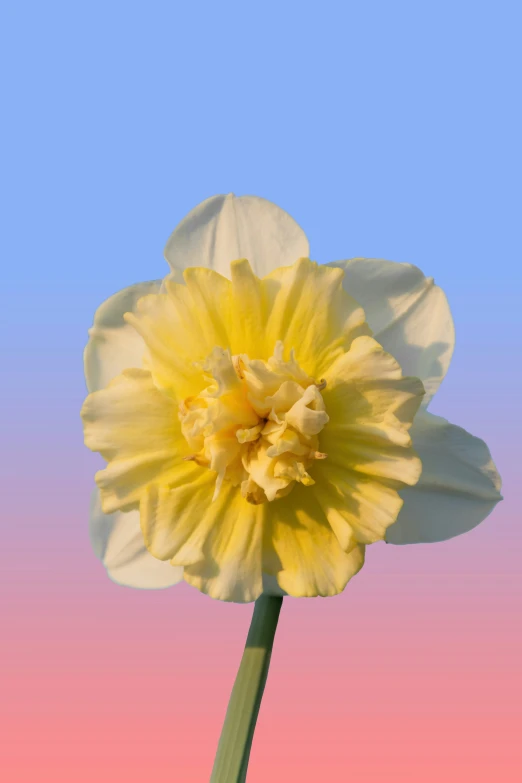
[179,341,329,504]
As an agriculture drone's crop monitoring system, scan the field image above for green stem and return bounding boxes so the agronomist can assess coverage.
[210,594,283,783]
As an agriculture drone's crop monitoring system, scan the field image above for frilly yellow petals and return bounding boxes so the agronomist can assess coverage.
[173,333,333,507]
[237,423,264,444]
[82,257,429,601]
[284,383,329,436]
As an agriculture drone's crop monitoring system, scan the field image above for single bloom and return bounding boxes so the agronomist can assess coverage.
[81,194,502,602]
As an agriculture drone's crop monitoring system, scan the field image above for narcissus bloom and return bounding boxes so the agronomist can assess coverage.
[81,194,502,602]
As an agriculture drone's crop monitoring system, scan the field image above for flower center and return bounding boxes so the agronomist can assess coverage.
[179,341,329,504]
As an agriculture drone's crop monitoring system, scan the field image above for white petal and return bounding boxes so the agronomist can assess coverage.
[164,194,309,279]
[84,280,161,393]
[329,259,455,406]
[90,490,183,589]
[386,411,502,544]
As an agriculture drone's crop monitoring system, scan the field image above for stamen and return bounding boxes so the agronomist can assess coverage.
[232,354,246,380]
[183,453,209,466]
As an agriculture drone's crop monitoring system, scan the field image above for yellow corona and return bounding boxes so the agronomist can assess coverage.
[82,257,425,601]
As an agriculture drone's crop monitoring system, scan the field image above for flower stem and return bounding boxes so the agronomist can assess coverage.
[210,594,283,783]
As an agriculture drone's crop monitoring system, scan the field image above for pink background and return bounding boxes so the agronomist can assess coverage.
[2,2,521,781]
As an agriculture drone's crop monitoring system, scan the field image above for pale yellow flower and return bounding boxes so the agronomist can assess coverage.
[81,194,502,602]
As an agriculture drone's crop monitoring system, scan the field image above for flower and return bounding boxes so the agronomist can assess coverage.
[81,194,502,602]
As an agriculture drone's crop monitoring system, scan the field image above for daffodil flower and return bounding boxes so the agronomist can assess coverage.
[81,194,502,782]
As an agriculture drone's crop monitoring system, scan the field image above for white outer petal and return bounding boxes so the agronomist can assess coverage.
[84,280,161,393]
[90,490,184,589]
[328,258,455,406]
[164,193,310,280]
[386,411,502,544]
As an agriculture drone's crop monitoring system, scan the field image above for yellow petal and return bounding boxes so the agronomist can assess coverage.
[284,383,329,436]
[321,335,424,484]
[141,481,264,602]
[312,463,404,546]
[124,290,205,399]
[262,484,365,597]
[140,472,217,563]
[265,380,304,414]
[265,428,308,458]
[261,258,370,377]
[81,368,191,513]
[182,266,232,352]
[242,442,291,501]
[229,258,267,357]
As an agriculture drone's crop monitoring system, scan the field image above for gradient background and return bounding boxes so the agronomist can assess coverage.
[2,2,521,781]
